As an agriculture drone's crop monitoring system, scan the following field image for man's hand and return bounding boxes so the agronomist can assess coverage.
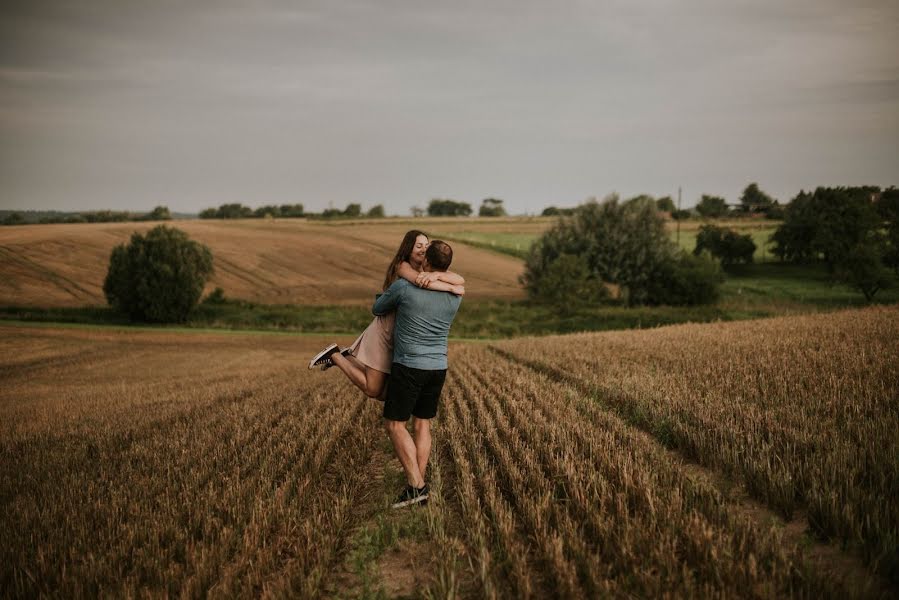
[415,272,441,288]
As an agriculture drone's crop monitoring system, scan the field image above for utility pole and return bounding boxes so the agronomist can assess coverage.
[677,186,682,247]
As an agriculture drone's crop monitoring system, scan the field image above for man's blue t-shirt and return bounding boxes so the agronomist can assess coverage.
[372,278,462,370]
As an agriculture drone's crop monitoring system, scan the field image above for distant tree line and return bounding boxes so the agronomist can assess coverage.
[2,206,172,225]
[409,198,508,217]
[199,203,306,219]
[539,183,784,221]
[197,202,391,220]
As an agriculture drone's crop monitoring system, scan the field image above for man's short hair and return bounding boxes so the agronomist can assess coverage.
[426,241,453,272]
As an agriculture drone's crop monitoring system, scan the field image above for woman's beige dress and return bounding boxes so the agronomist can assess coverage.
[348,312,395,374]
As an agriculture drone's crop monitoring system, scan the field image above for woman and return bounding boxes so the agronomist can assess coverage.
[308,230,465,399]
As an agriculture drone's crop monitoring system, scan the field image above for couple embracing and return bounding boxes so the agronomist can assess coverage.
[309,231,464,508]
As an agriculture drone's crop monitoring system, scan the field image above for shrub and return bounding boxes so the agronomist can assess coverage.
[479,198,507,217]
[103,225,213,323]
[526,253,609,310]
[647,252,723,306]
[694,224,756,266]
[522,195,722,306]
[695,195,729,218]
[835,242,892,302]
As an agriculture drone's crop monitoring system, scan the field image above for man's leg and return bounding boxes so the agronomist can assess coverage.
[385,419,425,489]
[412,417,431,480]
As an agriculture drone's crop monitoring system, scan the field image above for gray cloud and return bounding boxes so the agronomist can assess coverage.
[1,0,897,213]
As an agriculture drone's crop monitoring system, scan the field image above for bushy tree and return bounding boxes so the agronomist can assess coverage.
[526,253,609,310]
[739,182,776,214]
[522,195,722,306]
[367,204,385,218]
[836,242,892,301]
[656,196,676,213]
[694,224,756,266]
[479,198,507,217]
[427,199,472,216]
[695,195,729,218]
[646,252,723,306]
[771,187,881,269]
[103,225,213,323]
[143,205,172,221]
[876,187,899,275]
[343,203,362,218]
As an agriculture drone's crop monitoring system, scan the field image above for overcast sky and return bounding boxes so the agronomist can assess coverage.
[1,0,897,214]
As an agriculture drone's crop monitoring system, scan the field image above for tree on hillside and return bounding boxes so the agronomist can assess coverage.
[103,225,213,323]
[772,187,882,269]
[695,195,729,218]
[410,205,425,217]
[427,199,472,217]
[522,195,722,306]
[876,187,899,275]
[140,206,172,221]
[656,196,676,213]
[367,204,385,218]
[772,186,891,300]
[694,224,756,267]
[479,198,507,217]
[738,183,776,214]
[343,203,362,218]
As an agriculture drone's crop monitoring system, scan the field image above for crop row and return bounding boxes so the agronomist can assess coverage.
[429,346,838,598]
[490,305,899,582]
[1,354,380,598]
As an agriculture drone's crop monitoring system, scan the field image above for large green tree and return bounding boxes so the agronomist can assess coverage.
[478,198,507,217]
[772,186,891,300]
[104,225,214,322]
[694,224,756,267]
[522,195,721,306]
[771,187,882,268]
[695,195,729,218]
[739,183,776,214]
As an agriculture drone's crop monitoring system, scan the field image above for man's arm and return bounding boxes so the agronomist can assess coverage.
[397,262,464,296]
[417,270,464,286]
[372,280,405,315]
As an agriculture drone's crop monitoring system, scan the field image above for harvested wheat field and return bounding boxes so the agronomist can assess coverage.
[0,219,526,308]
[2,306,897,598]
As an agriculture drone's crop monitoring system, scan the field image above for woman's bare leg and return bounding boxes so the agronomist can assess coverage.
[330,353,388,398]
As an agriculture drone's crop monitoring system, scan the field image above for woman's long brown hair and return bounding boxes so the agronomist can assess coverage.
[382,230,427,291]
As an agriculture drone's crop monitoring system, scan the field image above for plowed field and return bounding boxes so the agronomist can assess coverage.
[2,305,896,597]
[0,219,526,307]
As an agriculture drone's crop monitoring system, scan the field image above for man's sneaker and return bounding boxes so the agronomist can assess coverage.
[308,343,339,369]
[391,484,429,509]
[320,347,353,371]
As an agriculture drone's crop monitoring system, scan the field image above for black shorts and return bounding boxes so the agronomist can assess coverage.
[383,362,447,422]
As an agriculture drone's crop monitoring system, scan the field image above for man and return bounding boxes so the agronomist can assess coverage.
[372,240,462,509]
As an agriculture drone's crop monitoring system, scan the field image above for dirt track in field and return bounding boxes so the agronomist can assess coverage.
[0,219,526,308]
